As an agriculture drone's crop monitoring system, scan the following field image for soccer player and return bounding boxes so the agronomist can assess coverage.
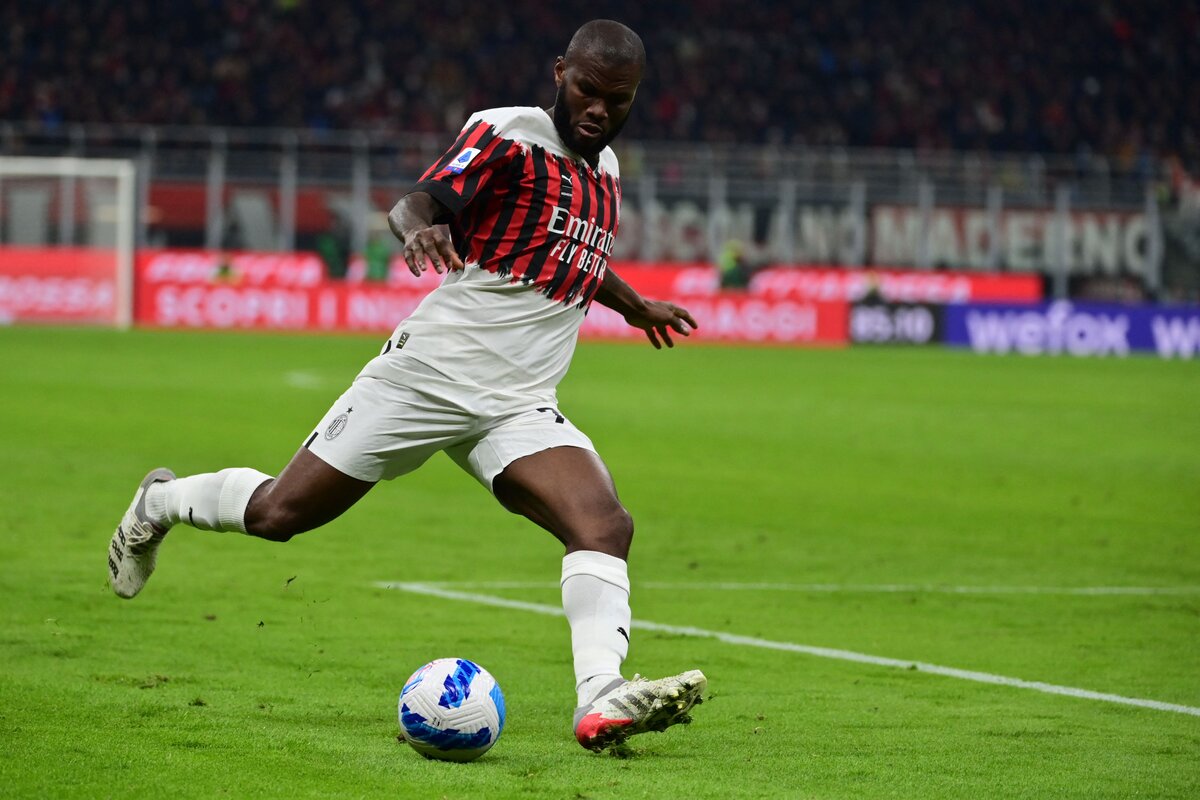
[107,19,706,752]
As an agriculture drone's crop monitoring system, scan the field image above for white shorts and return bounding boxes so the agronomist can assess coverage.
[304,352,595,489]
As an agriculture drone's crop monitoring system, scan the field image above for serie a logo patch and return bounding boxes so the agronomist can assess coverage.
[444,147,480,174]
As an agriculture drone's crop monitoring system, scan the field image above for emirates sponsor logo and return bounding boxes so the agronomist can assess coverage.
[547,207,616,256]
[547,206,615,277]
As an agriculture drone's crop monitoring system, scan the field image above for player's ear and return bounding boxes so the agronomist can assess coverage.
[553,57,565,88]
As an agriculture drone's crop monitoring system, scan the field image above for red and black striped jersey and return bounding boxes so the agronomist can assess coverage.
[386,108,623,397]
[410,106,621,310]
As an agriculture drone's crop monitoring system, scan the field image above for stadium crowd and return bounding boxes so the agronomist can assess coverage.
[2,0,1196,171]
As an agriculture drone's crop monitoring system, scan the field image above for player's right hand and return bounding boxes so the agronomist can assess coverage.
[402,226,464,276]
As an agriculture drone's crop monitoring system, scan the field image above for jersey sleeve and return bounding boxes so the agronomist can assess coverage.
[408,118,518,223]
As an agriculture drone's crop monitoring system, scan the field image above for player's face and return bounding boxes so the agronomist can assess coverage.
[552,56,640,158]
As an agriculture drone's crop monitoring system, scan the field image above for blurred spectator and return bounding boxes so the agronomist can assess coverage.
[717,240,752,289]
[315,215,351,279]
[1,1,1196,172]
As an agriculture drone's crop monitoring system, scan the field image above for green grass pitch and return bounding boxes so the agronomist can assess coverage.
[1,326,1197,799]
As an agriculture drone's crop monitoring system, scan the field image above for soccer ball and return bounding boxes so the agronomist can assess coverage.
[398,658,506,762]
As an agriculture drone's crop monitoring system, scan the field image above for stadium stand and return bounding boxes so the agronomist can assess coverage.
[1,0,1197,172]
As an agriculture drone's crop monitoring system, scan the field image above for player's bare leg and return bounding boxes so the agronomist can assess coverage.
[242,448,375,541]
[108,448,373,598]
[492,445,706,751]
[492,445,633,558]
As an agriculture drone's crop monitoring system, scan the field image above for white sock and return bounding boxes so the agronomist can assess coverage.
[561,550,632,706]
[144,468,272,534]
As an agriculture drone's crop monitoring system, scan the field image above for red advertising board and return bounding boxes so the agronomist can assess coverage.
[569,263,1042,304]
[139,281,434,332]
[581,295,847,345]
[0,247,117,324]
[747,265,1043,304]
[135,251,435,331]
[133,250,851,344]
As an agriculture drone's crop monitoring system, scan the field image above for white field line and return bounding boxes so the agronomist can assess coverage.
[395,580,1200,597]
[375,581,1200,718]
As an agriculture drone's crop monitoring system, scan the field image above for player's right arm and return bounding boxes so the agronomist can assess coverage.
[390,113,518,277]
[388,193,462,277]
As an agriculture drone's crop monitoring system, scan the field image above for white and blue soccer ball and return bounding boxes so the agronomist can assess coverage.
[398,658,506,762]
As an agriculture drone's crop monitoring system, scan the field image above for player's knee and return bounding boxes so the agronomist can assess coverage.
[576,502,634,558]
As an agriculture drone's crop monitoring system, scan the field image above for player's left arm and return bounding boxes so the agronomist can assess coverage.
[594,268,698,349]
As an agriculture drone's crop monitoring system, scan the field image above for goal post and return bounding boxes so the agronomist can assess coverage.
[0,156,138,328]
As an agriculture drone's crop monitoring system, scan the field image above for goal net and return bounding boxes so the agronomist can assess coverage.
[0,156,137,327]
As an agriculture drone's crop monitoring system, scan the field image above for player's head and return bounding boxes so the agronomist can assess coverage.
[552,20,645,159]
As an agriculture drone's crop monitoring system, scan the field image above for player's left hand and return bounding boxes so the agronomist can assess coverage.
[623,301,698,349]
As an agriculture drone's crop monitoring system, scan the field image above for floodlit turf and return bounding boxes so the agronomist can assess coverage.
[1,326,1197,799]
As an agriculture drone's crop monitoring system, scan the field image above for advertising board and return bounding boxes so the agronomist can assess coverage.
[944,302,1200,359]
[0,247,117,324]
[134,251,850,344]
